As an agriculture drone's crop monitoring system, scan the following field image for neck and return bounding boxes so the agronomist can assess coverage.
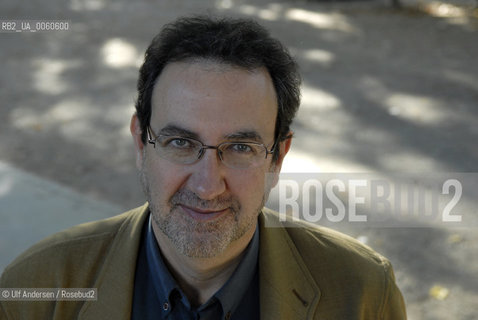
[152,223,256,307]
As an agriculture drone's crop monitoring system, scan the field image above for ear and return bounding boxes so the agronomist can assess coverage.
[130,113,145,169]
[270,132,292,188]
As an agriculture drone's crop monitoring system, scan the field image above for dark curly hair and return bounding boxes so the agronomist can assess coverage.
[135,15,301,161]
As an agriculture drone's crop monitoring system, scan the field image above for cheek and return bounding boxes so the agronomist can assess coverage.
[229,170,268,206]
[144,156,187,199]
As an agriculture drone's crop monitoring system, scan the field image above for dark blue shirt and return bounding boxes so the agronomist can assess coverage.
[131,215,260,320]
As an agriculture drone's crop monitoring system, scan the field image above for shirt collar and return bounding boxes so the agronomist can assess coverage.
[145,213,260,316]
[213,222,259,316]
[145,216,180,316]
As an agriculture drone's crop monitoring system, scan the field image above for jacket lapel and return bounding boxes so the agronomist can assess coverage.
[75,205,321,319]
[259,209,321,320]
[78,204,150,320]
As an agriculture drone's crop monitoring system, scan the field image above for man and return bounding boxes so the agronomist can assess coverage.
[0,16,406,319]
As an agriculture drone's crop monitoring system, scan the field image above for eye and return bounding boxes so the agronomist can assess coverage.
[172,138,191,147]
[164,137,193,149]
[230,143,254,153]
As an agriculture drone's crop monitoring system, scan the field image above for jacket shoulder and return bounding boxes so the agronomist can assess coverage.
[0,205,145,288]
[0,205,149,320]
[262,207,388,267]
[261,208,406,319]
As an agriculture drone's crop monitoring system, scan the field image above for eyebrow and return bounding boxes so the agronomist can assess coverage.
[157,124,264,143]
[224,131,264,143]
[158,125,200,140]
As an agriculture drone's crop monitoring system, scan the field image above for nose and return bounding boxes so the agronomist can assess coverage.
[186,148,226,200]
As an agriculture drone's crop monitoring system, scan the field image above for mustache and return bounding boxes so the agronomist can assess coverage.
[169,189,240,212]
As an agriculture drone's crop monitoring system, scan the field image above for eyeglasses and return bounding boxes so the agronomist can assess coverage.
[147,126,277,169]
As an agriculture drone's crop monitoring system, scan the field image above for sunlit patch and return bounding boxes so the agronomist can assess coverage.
[70,0,106,11]
[285,8,357,32]
[356,235,369,244]
[101,38,141,68]
[49,100,109,150]
[237,4,282,21]
[302,49,335,66]
[429,285,450,300]
[379,150,447,171]
[217,0,233,9]
[32,58,79,95]
[10,107,41,130]
[422,2,469,18]
[385,94,447,125]
[301,85,341,110]
[282,150,372,173]
[281,151,323,172]
[402,2,475,28]
[11,100,92,131]
[359,76,466,126]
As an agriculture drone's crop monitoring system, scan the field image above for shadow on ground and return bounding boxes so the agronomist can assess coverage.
[1,0,477,319]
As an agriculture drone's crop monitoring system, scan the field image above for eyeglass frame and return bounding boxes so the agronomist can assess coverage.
[146,125,279,168]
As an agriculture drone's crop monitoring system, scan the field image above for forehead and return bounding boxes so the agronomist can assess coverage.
[150,60,278,141]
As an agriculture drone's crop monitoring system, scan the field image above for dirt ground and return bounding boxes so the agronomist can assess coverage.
[1,0,477,318]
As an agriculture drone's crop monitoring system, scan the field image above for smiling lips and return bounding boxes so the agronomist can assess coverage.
[179,204,229,221]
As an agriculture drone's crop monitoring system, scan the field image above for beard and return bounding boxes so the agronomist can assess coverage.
[139,163,265,258]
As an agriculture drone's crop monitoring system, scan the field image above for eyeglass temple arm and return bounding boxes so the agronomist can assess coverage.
[147,126,157,147]
[268,132,293,154]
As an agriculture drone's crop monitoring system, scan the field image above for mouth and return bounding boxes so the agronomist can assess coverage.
[179,204,229,222]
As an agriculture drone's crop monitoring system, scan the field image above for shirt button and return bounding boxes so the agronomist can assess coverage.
[225,311,231,320]
[163,302,169,311]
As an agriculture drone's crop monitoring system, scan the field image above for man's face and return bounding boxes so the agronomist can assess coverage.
[132,61,289,258]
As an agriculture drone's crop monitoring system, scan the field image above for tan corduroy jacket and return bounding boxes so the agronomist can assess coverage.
[0,204,406,319]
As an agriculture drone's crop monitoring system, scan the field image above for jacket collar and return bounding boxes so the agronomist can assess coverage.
[259,208,321,320]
